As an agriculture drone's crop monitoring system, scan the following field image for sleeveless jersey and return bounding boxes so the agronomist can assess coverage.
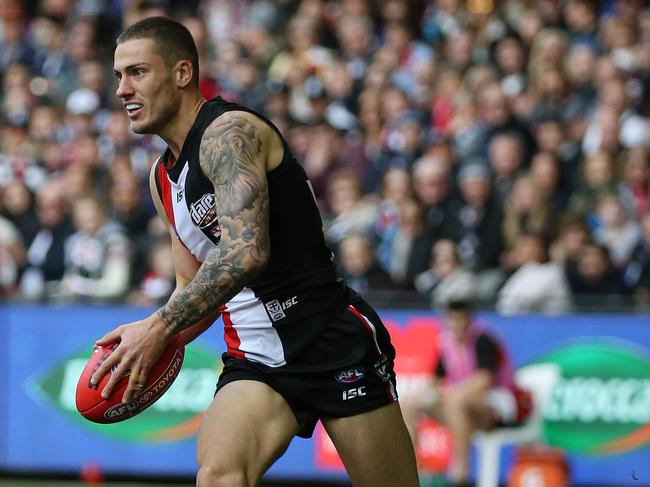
[154,97,351,367]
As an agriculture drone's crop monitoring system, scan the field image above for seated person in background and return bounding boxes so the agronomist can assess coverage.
[402,300,531,487]
[414,239,475,309]
[566,242,631,311]
[496,233,571,315]
[336,233,394,295]
[59,195,131,302]
[625,210,650,305]
[127,240,175,307]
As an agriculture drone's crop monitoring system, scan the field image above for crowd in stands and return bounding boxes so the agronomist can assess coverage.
[1,0,650,313]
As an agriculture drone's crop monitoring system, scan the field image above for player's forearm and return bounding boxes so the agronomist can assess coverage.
[156,243,268,334]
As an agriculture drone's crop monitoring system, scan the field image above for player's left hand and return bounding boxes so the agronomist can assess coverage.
[90,316,172,403]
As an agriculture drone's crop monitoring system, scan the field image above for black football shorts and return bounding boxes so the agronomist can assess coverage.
[215,299,398,438]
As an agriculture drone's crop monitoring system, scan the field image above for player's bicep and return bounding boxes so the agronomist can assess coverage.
[199,112,270,269]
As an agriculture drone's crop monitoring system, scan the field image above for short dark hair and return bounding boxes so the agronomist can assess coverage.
[117,16,199,88]
[445,299,473,312]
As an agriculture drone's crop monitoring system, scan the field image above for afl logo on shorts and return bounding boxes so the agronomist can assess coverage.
[190,193,218,229]
[336,367,365,384]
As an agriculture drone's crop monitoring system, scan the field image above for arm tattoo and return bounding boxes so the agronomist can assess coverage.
[157,114,271,333]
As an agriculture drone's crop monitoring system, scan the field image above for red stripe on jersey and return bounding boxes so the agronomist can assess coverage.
[347,305,396,402]
[347,305,382,355]
[220,304,245,359]
[157,161,175,227]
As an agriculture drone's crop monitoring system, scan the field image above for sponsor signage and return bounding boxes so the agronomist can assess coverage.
[537,341,650,455]
[30,341,220,443]
[2,306,649,486]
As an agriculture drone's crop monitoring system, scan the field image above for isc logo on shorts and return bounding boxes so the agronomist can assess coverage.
[335,367,365,384]
[342,386,366,401]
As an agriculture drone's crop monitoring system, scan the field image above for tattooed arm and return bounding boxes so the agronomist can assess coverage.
[156,111,271,334]
[90,111,274,402]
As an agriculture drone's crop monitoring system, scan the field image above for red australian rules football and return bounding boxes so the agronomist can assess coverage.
[75,333,185,423]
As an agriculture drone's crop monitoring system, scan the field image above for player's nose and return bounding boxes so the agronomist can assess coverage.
[115,77,134,98]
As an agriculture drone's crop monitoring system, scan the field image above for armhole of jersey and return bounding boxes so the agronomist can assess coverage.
[154,158,164,202]
[195,106,290,186]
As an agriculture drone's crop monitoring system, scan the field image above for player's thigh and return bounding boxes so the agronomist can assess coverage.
[322,402,419,487]
[197,379,300,482]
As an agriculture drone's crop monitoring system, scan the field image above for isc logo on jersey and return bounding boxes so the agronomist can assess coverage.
[190,194,219,230]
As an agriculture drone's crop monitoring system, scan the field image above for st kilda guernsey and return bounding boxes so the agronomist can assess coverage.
[154,97,351,367]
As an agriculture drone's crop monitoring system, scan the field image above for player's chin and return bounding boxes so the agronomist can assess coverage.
[129,120,150,134]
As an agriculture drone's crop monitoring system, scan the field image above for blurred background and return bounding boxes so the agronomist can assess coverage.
[1,0,650,486]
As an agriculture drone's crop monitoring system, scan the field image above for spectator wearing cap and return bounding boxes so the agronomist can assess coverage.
[497,233,571,315]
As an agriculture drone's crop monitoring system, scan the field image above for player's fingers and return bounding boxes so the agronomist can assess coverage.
[101,360,130,399]
[95,328,122,346]
[123,366,149,402]
[89,346,122,386]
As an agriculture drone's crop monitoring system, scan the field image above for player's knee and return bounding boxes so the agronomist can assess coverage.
[196,463,250,487]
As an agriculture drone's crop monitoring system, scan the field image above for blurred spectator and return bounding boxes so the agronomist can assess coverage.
[0,215,25,297]
[569,151,618,220]
[109,170,154,285]
[617,147,650,217]
[0,179,39,245]
[593,194,642,268]
[447,163,503,272]
[1,0,648,311]
[502,173,555,257]
[414,239,476,309]
[60,196,131,302]
[128,240,175,307]
[337,233,394,295]
[549,214,592,268]
[497,233,571,315]
[566,242,631,310]
[325,168,378,247]
[383,197,430,289]
[19,181,74,301]
[529,151,569,212]
[625,211,650,306]
[488,131,526,202]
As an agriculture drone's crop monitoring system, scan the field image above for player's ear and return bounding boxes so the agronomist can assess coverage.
[175,60,193,88]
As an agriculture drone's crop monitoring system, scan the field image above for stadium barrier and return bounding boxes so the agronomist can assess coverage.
[0,304,648,486]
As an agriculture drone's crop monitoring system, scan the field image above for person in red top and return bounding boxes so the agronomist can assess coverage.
[403,300,531,487]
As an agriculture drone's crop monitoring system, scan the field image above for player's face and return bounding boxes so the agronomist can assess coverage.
[445,310,472,341]
[113,38,179,134]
